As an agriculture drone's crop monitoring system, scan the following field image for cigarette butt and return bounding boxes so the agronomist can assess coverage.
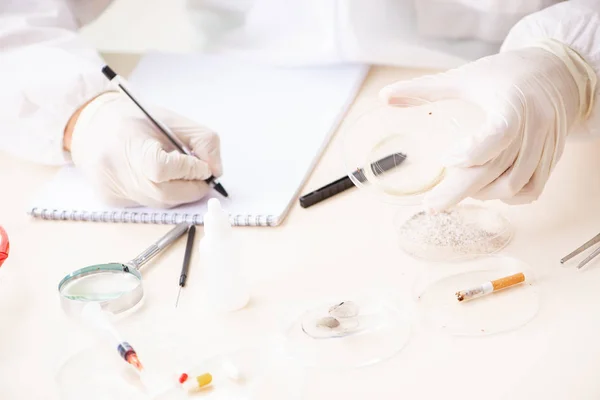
[456,272,525,302]
[491,273,525,291]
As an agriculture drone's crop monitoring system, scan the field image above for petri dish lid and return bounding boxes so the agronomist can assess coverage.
[276,290,411,369]
[55,313,303,400]
[56,342,302,400]
[394,204,514,262]
[414,255,540,336]
[340,98,463,205]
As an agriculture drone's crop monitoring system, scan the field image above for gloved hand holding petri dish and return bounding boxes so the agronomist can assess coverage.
[378,44,596,212]
[340,99,513,262]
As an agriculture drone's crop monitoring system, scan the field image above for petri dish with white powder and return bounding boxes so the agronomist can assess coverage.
[394,204,513,262]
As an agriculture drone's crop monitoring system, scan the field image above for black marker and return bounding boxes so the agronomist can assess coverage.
[299,152,407,208]
[101,65,228,198]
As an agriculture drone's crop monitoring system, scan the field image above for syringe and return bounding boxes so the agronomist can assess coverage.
[81,303,144,371]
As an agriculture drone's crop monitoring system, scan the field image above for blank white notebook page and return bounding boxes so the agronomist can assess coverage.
[29,53,368,225]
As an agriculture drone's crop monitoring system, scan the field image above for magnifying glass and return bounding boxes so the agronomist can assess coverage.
[58,223,189,316]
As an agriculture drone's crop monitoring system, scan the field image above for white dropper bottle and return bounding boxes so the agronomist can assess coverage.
[199,198,249,312]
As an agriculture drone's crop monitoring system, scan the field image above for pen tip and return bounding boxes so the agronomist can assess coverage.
[101,65,117,80]
[214,182,229,197]
[175,286,182,308]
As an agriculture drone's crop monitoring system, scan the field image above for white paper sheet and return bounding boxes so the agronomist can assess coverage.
[28,53,368,225]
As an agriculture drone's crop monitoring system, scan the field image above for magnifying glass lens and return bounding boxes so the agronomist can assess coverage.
[60,269,141,302]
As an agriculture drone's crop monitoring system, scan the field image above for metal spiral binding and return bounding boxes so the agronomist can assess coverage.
[30,208,277,226]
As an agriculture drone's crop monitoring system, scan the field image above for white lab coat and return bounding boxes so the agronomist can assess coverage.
[1,0,600,165]
[184,0,560,67]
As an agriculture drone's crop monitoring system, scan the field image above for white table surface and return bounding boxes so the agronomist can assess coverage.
[2,54,600,400]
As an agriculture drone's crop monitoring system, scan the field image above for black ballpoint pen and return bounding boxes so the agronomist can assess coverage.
[176,225,196,308]
[101,65,228,197]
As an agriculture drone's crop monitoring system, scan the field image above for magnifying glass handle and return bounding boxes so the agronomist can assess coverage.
[128,223,190,270]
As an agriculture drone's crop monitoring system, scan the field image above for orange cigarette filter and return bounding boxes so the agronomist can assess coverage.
[456,272,525,302]
[492,273,525,290]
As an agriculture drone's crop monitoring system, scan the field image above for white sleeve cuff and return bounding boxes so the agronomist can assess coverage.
[500,1,600,138]
[0,47,113,165]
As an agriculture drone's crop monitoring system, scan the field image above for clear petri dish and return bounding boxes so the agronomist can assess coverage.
[394,204,514,262]
[414,255,540,336]
[340,98,462,205]
[277,290,411,369]
[56,334,302,400]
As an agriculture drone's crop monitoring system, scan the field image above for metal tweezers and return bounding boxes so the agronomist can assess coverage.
[561,232,600,270]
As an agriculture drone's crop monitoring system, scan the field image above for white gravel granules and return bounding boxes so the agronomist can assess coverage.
[396,205,512,261]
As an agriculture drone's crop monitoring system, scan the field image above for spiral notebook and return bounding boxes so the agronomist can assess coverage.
[27,53,368,226]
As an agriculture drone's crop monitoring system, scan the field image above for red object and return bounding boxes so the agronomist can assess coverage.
[0,226,8,268]
[179,373,188,384]
[125,353,144,371]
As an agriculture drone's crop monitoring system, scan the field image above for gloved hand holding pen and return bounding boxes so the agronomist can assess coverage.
[63,91,223,209]
[380,40,597,212]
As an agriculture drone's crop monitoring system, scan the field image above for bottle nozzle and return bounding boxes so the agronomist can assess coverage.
[208,198,220,212]
[204,198,231,236]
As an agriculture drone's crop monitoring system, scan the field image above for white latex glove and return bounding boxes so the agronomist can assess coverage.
[380,41,596,211]
[69,91,222,208]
